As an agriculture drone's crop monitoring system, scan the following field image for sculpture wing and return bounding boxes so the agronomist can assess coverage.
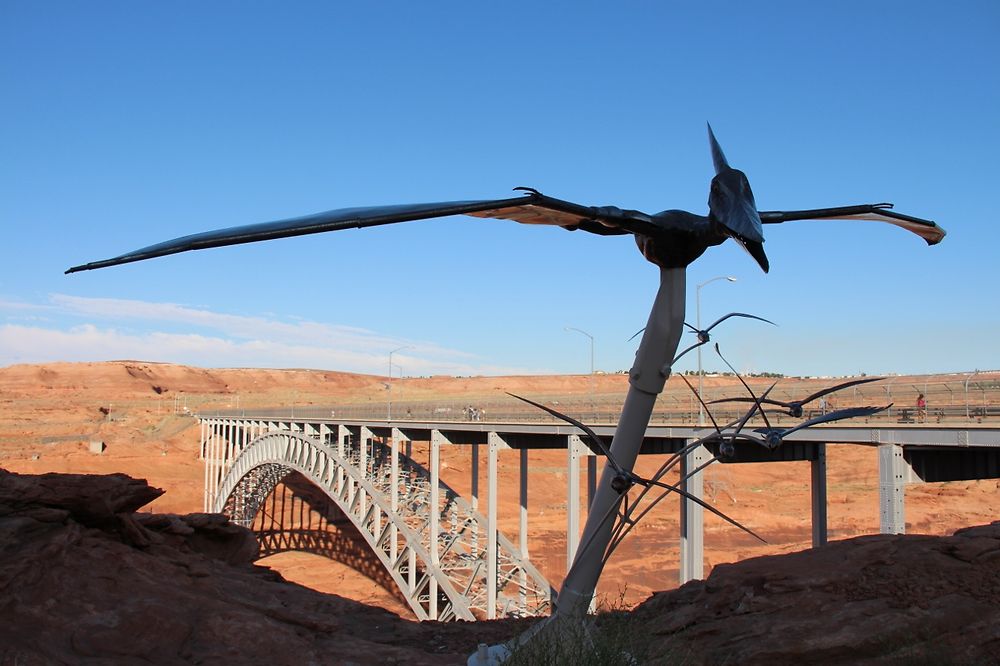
[66,191,647,273]
[758,204,945,245]
[797,376,883,406]
[778,404,892,437]
[708,396,790,409]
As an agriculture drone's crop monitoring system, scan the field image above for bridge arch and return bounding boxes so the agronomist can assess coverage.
[210,423,553,621]
[251,471,413,613]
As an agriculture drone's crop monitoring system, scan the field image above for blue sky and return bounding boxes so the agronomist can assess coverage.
[2,2,998,377]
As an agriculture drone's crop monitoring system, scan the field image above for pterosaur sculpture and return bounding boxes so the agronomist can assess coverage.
[67,126,943,277]
[67,125,945,643]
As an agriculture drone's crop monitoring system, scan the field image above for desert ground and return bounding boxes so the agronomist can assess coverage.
[1,360,997,620]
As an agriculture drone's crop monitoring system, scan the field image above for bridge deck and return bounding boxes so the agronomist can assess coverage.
[199,414,1000,620]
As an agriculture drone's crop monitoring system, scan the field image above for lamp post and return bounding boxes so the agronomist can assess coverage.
[388,345,411,420]
[965,370,979,420]
[696,276,736,425]
[565,326,595,419]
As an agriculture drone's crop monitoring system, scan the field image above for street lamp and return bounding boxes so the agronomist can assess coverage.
[965,370,980,420]
[388,345,411,419]
[696,276,736,425]
[565,326,595,419]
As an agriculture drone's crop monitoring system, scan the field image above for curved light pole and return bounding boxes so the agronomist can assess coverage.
[696,276,736,425]
[388,345,411,419]
[565,326,595,419]
[965,370,980,420]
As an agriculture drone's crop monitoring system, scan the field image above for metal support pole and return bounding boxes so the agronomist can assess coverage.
[695,276,736,425]
[879,442,907,534]
[408,547,416,594]
[811,442,828,547]
[487,432,501,619]
[519,446,529,613]
[566,434,583,572]
[555,267,686,619]
[471,443,480,513]
[242,418,250,458]
[201,420,209,511]
[318,421,329,449]
[220,419,227,502]
[587,456,597,509]
[209,420,219,510]
[215,420,223,497]
[346,432,356,507]
[519,448,529,559]
[391,427,404,565]
[336,425,348,496]
[679,442,709,583]
[226,420,234,478]
[225,420,233,474]
[471,441,480,554]
[213,420,224,507]
[216,419,225,508]
[360,426,372,518]
[430,430,443,620]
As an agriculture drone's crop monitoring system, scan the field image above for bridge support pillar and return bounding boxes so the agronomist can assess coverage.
[566,435,584,572]
[679,441,709,583]
[200,420,208,511]
[216,419,225,510]
[241,418,250,465]
[216,420,224,494]
[360,426,373,520]
[811,442,828,547]
[879,442,908,535]
[391,427,408,566]
[208,420,218,511]
[487,432,502,619]
[430,430,444,620]
[587,456,597,509]
[471,443,480,554]
[337,425,350,500]
[519,446,529,613]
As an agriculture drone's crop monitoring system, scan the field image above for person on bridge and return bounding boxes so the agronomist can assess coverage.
[916,393,927,423]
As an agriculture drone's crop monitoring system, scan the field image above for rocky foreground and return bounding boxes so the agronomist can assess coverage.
[1,470,998,665]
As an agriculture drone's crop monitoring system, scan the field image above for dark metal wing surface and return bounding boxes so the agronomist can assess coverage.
[758,204,946,245]
[66,191,648,274]
[795,376,883,405]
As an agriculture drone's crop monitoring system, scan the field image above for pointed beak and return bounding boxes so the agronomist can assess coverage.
[707,123,730,174]
[709,168,769,273]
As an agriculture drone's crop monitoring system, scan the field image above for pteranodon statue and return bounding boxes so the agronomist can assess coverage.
[66,125,946,629]
[66,125,943,276]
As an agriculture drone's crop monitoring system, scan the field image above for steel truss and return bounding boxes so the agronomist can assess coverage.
[205,419,552,621]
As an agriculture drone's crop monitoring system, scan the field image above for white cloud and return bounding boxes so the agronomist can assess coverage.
[0,295,542,375]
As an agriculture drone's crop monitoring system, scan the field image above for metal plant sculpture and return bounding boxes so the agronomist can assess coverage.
[709,376,883,417]
[673,312,776,364]
[66,124,945,635]
[628,311,776,363]
[508,346,890,576]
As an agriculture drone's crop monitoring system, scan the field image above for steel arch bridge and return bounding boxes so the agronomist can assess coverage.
[202,418,554,621]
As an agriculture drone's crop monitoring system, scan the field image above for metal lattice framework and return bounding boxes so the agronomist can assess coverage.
[204,418,553,621]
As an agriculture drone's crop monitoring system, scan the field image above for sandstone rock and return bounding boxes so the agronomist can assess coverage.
[0,469,163,525]
[2,468,999,665]
[632,524,1000,665]
[0,469,471,665]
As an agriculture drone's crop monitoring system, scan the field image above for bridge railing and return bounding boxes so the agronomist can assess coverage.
[200,374,1000,426]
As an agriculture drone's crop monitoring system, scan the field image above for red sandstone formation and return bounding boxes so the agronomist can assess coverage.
[1,469,998,664]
